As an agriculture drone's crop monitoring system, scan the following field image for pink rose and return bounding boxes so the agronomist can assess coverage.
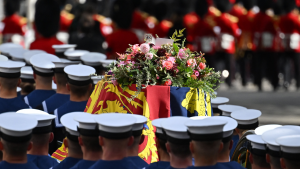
[178,49,186,59]
[167,57,176,64]
[199,62,206,70]
[162,61,173,70]
[146,53,153,60]
[164,79,172,86]
[140,43,150,54]
[187,59,196,68]
[194,70,199,77]
[112,80,118,86]
[153,45,161,50]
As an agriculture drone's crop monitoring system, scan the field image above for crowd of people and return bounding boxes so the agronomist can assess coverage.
[2,0,300,91]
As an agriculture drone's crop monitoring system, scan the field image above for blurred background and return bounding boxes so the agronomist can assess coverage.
[0,0,300,125]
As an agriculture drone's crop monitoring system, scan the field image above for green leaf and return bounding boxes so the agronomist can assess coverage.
[173,43,179,53]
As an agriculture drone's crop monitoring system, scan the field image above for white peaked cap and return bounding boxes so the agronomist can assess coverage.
[0,113,37,139]
[52,44,76,53]
[64,50,89,61]
[255,124,282,135]
[211,97,229,108]
[218,105,247,116]
[81,52,107,66]
[94,113,136,139]
[276,135,300,155]
[24,50,46,65]
[30,53,60,73]
[262,127,300,152]
[211,116,238,138]
[61,112,84,136]
[247,134,267,151]
[161,116,190,142]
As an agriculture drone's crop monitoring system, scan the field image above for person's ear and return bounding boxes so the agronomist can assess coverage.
[190,142,194,154]
[53,76,57,84]
[218,142,224,153]
[156,137,160,149]
[49,132,54,143]
[266,154,270,164]
[0,141,3,151]
[66,83,70,92]
[33,73,37,80]
[63,138,68,148]
[99,136,104,147]
[280,158,286,169]
[249,153,254,164]
[229,140,233,150]
[27,141,33,151]
[78,137,84,146]
[166,142,171,154]
[17,79,21,87]
[127,136,134,147]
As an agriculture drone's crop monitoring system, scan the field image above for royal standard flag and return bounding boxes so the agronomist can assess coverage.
[52,80,212,163]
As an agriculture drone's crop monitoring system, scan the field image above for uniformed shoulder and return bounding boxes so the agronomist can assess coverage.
[161,20,173,28]
[94,14,111,25]
[225,13,239,23]
[209,6,221,17]
[139,11,149,19]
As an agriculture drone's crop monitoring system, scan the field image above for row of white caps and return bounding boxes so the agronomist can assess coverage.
[247,125,300,159]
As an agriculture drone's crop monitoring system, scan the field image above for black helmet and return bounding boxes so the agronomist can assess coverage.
[214,0,232,13]
[111,0,134,29]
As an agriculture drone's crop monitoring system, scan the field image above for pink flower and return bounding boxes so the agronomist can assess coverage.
[140,43,150,54]
[164,79,172,86]
[118,61,126,67]
[194,70,199,77]
[145,53,153,60]
[112,80,118,86]
[174,68,179,74]
[199,63,206,70]
[178,49,186,59]
[167,57,176,64]
[162,61,173,70]
[156,74,159,79]
[117,53,126,60]
[132,44,140,53]
[187,59,196,68]
[153,45,161,50]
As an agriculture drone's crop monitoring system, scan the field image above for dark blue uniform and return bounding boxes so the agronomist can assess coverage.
[218,161,246,169]
[24,90,56,108]
[27,154,58,169]
[52,157,81,169]
[186,164,226,169]
[0,161,39,169]
[70,160,96,169]
[230,135,239,158]
[126,156,148,168]
[0,96,30,113]
[37,93,70,113]
[89,158,140,169]
[146,161,170,169]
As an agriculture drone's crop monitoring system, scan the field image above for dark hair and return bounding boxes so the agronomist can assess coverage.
[153,2,168,22]
[158,138,168,153]
[168,142,191,159]
[81,135,102,152]
[69,83,91,98]
[269,155,281,169]
[0,77,19,91]
[31,133,51,147]
[68,138,83,155]
[55,73,68,87]
[284,158,300,169]
[252,153,270,168]
[20,82,35,95]
[2,139,30,157]
[35,0,60,37]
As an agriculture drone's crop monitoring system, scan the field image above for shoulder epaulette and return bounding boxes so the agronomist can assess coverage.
[205,15,217,27]
[94,14,112,25]
[61,10,74,20]
[161,20,173,28]
[19,17,27,25]
[226,13,239,23]
[140,11,149,19]
[209,6,221,17]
